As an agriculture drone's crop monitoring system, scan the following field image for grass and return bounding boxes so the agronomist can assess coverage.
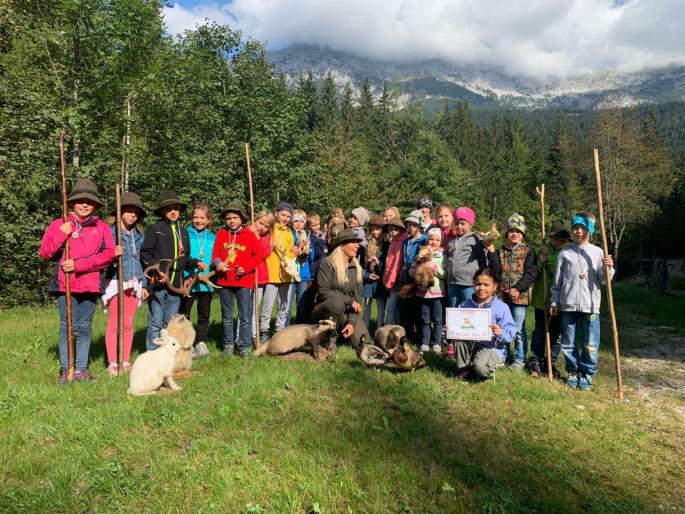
[1,281,684,513]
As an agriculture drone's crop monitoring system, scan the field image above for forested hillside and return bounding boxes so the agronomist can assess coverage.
[1,0,682,306]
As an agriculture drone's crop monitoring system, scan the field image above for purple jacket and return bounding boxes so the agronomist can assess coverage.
[458,295,517,358]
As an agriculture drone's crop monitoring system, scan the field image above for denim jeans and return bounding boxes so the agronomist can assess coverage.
[260,283,292,333]
[508,303,528,364]
[287,280,311,325]
[236,285,263,342]
[559,311,601,375]
[447,284,474,308]
[420,297,444,345]
[364,297,386,329]
[219,286,253,351]
[530,307,561,368]
[57,293,97,372]
[146,286,181,351]
[384,289,400,325]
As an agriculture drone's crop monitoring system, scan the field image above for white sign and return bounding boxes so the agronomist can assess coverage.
[446,308,492,341]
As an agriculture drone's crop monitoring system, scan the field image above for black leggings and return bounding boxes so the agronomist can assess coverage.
[181,292,213,343]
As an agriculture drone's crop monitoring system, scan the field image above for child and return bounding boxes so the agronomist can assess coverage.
[182,203,216,359]
[417,196,434,231]
[288,209,312,324]
[383,206,401,223]
[102,192,147,376]
[140,191,206,351]
[363,214,387,328]
[529,220,571,378]
[260,202,300,339]
[399,209,428,338]
[445,206,487,308]
[485,213,537,371]
[349,207,370,247]
[550,212,614,390]
[306,212,328,274]
[212,201,261,357]
[434,202,457,247]
[455,267,517,380]
[39,179,115,383]
[381,216,407,325]
[409,228,446,353]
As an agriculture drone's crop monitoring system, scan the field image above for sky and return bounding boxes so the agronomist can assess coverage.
[162,0,685,79]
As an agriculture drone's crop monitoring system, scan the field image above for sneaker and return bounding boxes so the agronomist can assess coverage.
[195,341,211,358]
[529,362,541,379]
[238,348,252,358]
[74,370,94,382]
[420,344,430,354]
[566,372,579,388]
[59,371,69,385]
[508,361,525,372]
[577,373,593,391]
[122,362,131,373]
[107,363,119,377]
[259,331,269,342]
[222,345,235,356]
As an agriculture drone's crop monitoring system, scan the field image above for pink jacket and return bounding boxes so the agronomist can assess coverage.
[255,235,272,285]
[40,214,115,294]
[382,233,408,290]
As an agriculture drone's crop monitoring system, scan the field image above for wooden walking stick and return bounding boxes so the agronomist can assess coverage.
[59,133,75,383]
[535,184,554,381]
[115,183,124,375]
[244,143,260,349]
[593,148,624,400]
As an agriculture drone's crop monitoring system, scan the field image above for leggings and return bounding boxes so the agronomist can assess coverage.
[105,289,140,365]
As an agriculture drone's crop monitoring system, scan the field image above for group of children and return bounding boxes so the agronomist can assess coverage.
[41,180,613,391]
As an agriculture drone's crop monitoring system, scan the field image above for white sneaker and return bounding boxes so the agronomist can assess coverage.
[431,344,442,354]
[420,344,430,354]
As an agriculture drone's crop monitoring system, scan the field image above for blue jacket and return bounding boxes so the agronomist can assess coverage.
[458,295,517,358]
[185,226,216,293]
[400,233,428,284]
[109,225,144,282]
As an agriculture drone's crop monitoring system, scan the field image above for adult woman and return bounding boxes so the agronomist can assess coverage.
[312,229,370,348]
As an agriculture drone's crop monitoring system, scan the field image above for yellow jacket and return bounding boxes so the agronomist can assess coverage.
[266,223,297,283]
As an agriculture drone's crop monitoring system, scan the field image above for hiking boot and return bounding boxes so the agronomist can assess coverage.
[195,341,211,358]
[238,348,252,358]
[508,361,525,372]
[420,344,430,354]
[529,361,541,379]
[74,370,94,382]
[431,344,442,354]
[107,363,119,377]
[222,345,235,356]
[566,372,579,389]
[577,373,593,391]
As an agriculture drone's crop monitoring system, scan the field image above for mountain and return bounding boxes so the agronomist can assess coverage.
[267,43,685,111]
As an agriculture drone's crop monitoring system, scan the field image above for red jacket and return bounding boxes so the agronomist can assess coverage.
[255,235,272,286]
[212,227,261,288]
[382,233,408,290]
[40,214,115,294]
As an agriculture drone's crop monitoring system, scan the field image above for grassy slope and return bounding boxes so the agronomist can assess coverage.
[1,282,683,514]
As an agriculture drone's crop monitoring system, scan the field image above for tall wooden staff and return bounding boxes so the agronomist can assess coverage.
[59,133,75,383]
[244,143,259,349]
[593,148,624,400]
[535,184,554,381]
[115,183,124,375]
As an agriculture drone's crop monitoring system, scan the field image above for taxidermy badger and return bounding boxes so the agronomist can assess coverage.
[252,319,337,360]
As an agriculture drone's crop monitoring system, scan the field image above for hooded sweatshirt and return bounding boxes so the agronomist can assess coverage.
[446,232,487,286]
[212,226,261,288]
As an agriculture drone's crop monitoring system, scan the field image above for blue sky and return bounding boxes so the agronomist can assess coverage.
[163,0,685,78]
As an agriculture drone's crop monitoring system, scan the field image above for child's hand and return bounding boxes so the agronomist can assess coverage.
[484,242,495,253]
[61,259,76,273]
[291,245,301,256]
[197,262,208,272]
[508,288,520,301]
[369,273,379,281]
[114,245,123,257]
[550,306,558,316]
[234,265,245,275]
[59,223,73,235]
[603,255,614,268]
[141,288,149,301]
[217,262,228,273]
[539,244,548,263]
[157,272,168,284]
[490,323,501,337]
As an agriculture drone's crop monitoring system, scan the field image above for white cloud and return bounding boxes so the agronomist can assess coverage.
[162,0,685,78]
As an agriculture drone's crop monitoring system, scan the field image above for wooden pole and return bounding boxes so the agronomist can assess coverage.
[115,183,124,375]
[59,133,75,383]
[535,184,554,381]
[593,148,624,400]
[244,143,260,349]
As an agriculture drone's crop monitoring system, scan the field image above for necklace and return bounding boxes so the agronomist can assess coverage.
[575,245,588,280]
[197,229,207,259]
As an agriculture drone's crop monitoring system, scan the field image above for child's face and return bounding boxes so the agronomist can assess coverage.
[387,227,403,240]
[224,212,242,230]
[348,215,360,228]
[276,209,291,225]
[121,207,139,228]
[293,219,305,231]
[455,219,471,236]
[406,221,420,237]
[71,200,96,219]
[421,206,432,219]
[383,209,395,222]
[192,209,210,231]
[507,230,523,245]
[474,275,497,302]
[572,225,590,244]
[163,204,181,222]
[255,217,270,236]
[369,226,383,239]
[309,219,321,233]
[550,236,567,249]
[436,209,453,229]
[428,234,441,250]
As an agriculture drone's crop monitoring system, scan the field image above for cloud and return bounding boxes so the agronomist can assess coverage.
[162,0,685,78]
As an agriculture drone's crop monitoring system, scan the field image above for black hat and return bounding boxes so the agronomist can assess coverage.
[112,191,146,218]
[330,228,364,250]
[154,191,187,216]
[274,201,294,216]
[66,178,103,207]
[220,200,249,223]
[548,219,571,241]
[383,216,405,232]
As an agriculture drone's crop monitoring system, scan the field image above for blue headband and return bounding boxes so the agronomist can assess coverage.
[571,214,595,236]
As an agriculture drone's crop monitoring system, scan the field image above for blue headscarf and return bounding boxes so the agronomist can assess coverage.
[571,213,595,236]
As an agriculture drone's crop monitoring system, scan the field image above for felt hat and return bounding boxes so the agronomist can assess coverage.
[66,178,103,207]
[368,214,385,228]
[454,206,476,225]
[112,191,146,218]
[383,216,405,231]
[404,209,424,229]
[220,200,249,223]
[506,213,527,235]
[274,201,294,216]
[548,219,571,241]
[330,228,364,250]
[350,207,371,226]
[154,191,187,215]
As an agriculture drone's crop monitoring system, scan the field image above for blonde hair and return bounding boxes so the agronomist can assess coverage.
[192,203,213,219]
[329,245,363,286]
[254,210,275,247]
[384,206,400,219]
[307,212,320,224]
